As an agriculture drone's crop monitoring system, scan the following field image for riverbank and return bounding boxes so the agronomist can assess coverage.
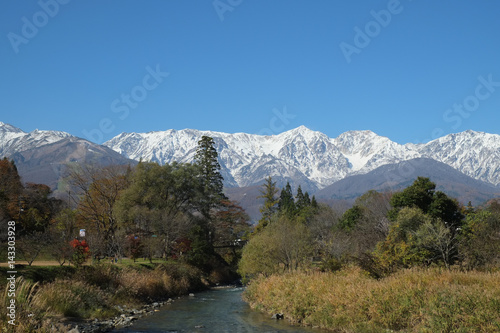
[61,297,178,333]
[243,266,500,332]
[113,286,321,333]
[0,261,211,332]
[69,284,245,333]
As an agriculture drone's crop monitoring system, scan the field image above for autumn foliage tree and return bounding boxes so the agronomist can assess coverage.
[20,183,61,234]
[0,159,63,234]
[125,235,143,262]
[0,158,23,221]
[212,200,251,266]
[70,238,90,266]
[68,164,130,256]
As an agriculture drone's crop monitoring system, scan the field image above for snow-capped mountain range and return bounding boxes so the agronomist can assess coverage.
[0,121,72,157]
[0,122,133,188]
[1,121,499,192]
[103,125,500,190]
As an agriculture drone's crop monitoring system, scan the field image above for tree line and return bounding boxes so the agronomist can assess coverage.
[239,176,500,279]
[0,137,250,274]
[2,138,500,278]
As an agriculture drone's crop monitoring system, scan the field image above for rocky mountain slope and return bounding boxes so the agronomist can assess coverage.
[2,122,499,212]
[315,158,500,206]
[414,130,500,186]
[103,126,500,191]
[0,122,135,190]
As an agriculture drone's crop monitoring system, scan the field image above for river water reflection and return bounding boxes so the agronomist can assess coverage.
[114,287,325,333]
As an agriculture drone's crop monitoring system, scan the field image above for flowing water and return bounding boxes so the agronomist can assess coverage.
[113,287,325,333]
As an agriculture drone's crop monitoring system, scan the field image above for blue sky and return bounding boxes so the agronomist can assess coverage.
[1,1,500,145]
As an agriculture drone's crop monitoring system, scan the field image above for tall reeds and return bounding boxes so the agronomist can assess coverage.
[244,266,500,332]
[0,262,205,332]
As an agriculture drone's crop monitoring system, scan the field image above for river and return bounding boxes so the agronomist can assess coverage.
[113,287,325,333]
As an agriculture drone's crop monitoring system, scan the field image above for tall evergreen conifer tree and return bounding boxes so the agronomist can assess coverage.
[256,176,279,232]
[278,182,295,216]
[194,136,226,219]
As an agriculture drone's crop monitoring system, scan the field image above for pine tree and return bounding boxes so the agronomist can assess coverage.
[295,185,305,210]
[304,192,311,206]
[194,136,226,219]
[278,182,295,216]
[255,176,279,231]
[295,186,311,212]
[311,195,319,210]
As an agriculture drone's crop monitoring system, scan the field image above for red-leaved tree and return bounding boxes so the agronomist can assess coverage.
[70,239,90,266]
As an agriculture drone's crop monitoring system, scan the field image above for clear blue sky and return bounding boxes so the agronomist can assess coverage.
[1,0,500,144]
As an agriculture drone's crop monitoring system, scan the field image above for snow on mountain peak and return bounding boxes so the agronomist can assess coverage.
[332,130,420,172]
[105,126,500,189]
[419,130,500,186]
[3,120,498,192]
[0,122,73,157]
[0,122,24,134]
[103,126,425,189]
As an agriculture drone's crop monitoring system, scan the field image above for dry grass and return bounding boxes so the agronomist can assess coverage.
[0,262,206,332]
[244,266,500,332]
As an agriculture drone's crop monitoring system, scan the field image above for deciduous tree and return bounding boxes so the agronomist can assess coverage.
[0,158,23,221]
[459,208,500,269]
[239,217,313,279]
[68,164,130,256]
[115,161,198,257]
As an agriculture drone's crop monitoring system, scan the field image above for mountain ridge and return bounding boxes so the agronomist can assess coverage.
[316,158,500,205]
[103,125,500,190]
[0,122,135,190]
[1,122,499,200]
